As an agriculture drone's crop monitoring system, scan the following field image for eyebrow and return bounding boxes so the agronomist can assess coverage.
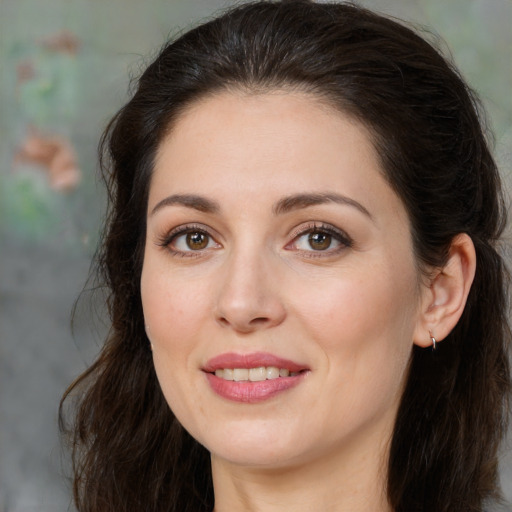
[272,192,372,219]
[150,191,372,219]
[151,194,220,216]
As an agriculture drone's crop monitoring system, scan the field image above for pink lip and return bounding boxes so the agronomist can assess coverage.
[202,352,309,404]
[203,352,306,373]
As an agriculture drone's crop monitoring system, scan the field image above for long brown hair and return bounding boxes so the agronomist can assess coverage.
[60,2,511,511]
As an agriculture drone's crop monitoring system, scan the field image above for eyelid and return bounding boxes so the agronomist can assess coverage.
[155,223,221,255]
[286,222,353,253]
[155,221,352,257]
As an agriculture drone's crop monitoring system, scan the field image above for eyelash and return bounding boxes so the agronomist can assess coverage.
[156,222,353,258]
[156,224,218,258]
[287,222,353,257]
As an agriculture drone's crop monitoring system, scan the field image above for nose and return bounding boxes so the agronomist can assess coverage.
[213,250,286,334]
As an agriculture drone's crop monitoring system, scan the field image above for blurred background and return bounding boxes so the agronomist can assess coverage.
[0,0,510,510]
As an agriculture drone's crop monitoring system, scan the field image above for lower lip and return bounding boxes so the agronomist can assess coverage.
[205,372,306,403]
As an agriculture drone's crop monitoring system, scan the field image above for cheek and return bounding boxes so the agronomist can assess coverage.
[295,269,417,340]
[290,261,419,389]
[141,262,211,349]
[141,262,212,423]
[293,272,417,436]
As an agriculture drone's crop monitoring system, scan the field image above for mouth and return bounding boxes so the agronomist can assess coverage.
[212,367,302,381]
[202,352,309,403]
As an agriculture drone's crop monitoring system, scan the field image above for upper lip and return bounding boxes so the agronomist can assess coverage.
[203,352,308,373]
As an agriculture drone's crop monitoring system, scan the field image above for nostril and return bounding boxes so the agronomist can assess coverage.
[216,315,271,332]
[218,317,230,327]
[249,317,270,326]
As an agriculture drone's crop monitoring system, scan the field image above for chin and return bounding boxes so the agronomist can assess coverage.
[210,445,301,469]
[195,421,306,468]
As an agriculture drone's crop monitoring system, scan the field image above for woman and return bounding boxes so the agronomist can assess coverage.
[60,1,511,511]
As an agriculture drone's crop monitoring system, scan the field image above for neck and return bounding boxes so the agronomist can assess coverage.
[211,428,393,512]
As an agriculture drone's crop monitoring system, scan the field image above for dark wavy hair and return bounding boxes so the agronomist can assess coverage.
[60,1,511,511]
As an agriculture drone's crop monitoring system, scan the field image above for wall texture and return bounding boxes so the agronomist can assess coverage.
[1,1,510,510]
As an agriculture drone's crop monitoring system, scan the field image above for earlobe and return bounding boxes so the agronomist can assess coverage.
[413,233,476,348]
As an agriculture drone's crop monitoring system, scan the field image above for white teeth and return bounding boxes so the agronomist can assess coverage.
[233,368,249,381]
[213,366,300,381]
[266,366,280,379]
[249,367,266,382]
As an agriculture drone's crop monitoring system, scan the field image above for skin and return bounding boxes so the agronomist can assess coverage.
[140,91,474,512]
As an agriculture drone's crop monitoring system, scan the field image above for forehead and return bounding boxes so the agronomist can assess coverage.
[154,92,375,180]
[149,91,405,226]
[159,89,368,150]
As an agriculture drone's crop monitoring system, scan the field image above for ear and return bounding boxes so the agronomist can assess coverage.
[413,233,476,348]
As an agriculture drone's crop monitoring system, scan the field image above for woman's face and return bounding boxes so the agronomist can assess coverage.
[141,91,427,469]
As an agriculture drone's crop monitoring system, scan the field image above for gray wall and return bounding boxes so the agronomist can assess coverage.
[1,1,510,510]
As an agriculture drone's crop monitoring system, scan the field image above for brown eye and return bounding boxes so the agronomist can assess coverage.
[289,224,350,255]
[186,231,209,250]
[162,225,221,255]
[308,231,332,250]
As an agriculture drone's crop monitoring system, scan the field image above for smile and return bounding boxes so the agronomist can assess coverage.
[203,352,309,403]
[214,367,299,381]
